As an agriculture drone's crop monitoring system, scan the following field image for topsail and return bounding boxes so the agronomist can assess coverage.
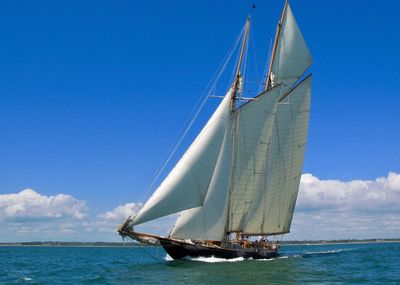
[268,3,312,92]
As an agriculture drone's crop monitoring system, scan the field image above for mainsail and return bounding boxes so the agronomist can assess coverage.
[239,75,312,234]
[130,2,312,242]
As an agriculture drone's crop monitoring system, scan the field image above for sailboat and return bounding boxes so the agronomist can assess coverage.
[118,1,312,260]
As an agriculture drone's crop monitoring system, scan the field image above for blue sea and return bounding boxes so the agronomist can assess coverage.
[1,242,399,284]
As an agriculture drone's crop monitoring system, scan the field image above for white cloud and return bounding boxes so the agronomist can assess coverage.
[297,172,400,213]
[98,202,143,222]
[2,173,400,242]
[286,172,400,240]
[0,189,86,221]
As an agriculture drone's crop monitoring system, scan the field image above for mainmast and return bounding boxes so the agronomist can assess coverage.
[265,0,288,91]
[230,16,250,111]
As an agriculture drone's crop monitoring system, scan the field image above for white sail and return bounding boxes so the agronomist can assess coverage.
[270,3,312,91]
[242,75,312,234]
[227,86,282,232]
[132,91,231,226]
[170,119,233,241]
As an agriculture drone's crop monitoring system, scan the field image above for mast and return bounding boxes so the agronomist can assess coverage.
[223,15,250,240]
[265,0,288,91]
[230,15,250,111]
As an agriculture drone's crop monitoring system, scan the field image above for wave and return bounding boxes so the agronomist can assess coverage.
[255,255,301,261]
[301,248,351,258]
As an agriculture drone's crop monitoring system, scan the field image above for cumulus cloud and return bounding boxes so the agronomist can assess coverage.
[287,172,400,240]
[297,172,400,213]
[98,202,143,222]
[2,173,400,241]
[0,189,86,221]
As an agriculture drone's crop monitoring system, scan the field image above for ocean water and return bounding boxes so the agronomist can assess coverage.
[1,242,399,284]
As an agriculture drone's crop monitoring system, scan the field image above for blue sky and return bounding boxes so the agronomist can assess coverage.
[1,0,399,241]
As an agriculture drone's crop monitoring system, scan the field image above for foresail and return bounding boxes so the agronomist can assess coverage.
[132,91,231,226]
[170,119,233,241]
[227,86,282,232]
[242,75,312,235]
[270,3,312,92]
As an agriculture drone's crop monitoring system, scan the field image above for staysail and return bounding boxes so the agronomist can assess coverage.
[132,92,231,226]
[170,118,233,241]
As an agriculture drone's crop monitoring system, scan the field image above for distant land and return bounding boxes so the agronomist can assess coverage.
[1,239,399,247]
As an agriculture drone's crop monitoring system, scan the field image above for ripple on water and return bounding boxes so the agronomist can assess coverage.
[0,243,399,284]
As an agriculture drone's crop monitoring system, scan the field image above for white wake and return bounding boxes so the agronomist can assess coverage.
[164,254,247,263]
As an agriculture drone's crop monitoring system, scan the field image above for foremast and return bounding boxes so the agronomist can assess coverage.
[265,0,288,91]
[230,15,250,111]
[224,15,251,242]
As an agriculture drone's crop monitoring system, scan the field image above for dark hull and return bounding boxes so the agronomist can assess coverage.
[159,237,279,260]
[116,222,278,260]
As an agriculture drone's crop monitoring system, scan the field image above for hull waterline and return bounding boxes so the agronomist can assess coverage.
[158,237,279,260]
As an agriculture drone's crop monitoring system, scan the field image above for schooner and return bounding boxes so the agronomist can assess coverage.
[118,1,312,259]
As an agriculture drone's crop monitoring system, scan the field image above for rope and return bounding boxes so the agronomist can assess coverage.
[258,37,273,94]
[124,235,165,261]
[138,25,246,202]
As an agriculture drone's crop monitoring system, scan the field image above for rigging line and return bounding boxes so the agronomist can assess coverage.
[227,22,248,93]
[258,37,273,94]
[250,25,260,85]
[139,26,245,202]
[124,236,164,261]
[239,33,249,102]
[228,44,242,92]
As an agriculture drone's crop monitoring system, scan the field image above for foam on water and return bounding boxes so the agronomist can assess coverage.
[187,256,246,263]
[165,254,174,261]
[302,248,348,255]
[254,255,295,262]
[165,254,248,263]
[164,250,344,263]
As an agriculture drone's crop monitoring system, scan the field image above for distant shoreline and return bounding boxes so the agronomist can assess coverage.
[1,239,399,247]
